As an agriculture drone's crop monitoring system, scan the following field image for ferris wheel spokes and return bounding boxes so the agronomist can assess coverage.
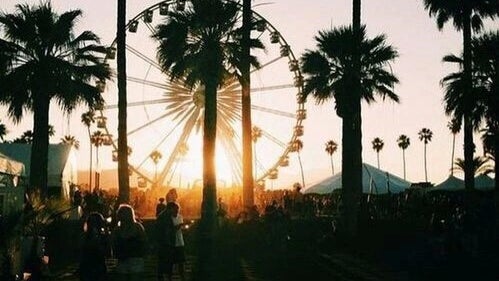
[156,107,202,186]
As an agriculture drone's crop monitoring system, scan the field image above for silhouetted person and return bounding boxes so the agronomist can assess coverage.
[156,198,166,217]
[156,202,175,281]
[166,188,178,203]
[112,204,146,281]
[170,203,186,281]
[79,212,108,281]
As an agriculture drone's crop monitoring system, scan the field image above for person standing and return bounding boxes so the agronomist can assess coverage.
[79,212,109,281]
[112,204,147,281]
[166,188,178,203]
[170,202,186,281]
[156,202,175,281]
[156,198,166,217]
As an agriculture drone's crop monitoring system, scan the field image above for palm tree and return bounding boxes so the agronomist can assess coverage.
[60,135,80,150]
[149,150,163,185]
[47,125,55,139]
[252,126,263,179]
[13,130,34,144]
[325,140,338,175]
[371,137,384,169]
[153,0,263,226]
[481,123,497,189]
[13,127,54,144]
[0,3,111,196]
[418,128,433,182]
[81,111,95,190]
[117,0,130,204]
[447,118,461,176]
[397,134,410,180]
[241,0,253,211]
[292,139,306,189]
[441,31,499,190]
[474,31,499,190]
[453,156,493,176]
[422,0,499,191]
[90,131,105,190]
[0,120,7,141]
[300,25,399,236]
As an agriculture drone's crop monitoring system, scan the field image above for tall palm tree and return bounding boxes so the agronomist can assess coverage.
[441,31,499,190]
[474,31,499,190]
[422,0,499,190]
[418,128,433,182]
[325,140,338,175]
[241,0,253,211]
[371,137,384,169]
[397,134,410,180]
[300,25,399,236]
[149,150,163,185]
[153,0,263,226]
[0,3,110,196]
[0,120,7,141]
[60,135,80,150]
[90,131,105,190]
[292,139,306,189]
[453,156,493,176]
[447,118,461,176]
[81,111,95,190]
[117,0,130,204]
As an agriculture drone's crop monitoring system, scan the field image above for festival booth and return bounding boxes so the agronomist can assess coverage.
[303,163,411,194]
[0,152,25,215]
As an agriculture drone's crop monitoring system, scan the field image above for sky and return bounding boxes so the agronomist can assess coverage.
[1,0,498,189]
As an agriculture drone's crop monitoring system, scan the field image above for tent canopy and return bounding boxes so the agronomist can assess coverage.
[0,151,25,176]
[430,174,495,192]
[304,163,410,194]
[0,143,72,186]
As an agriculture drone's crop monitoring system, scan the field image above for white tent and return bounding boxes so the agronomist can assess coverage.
[0,152,25,215]
[0,152,25,177]
[0,143,77,198]
[431,174,495,192]
[430,175,464,192]
[474,174,494,191]
[303,163,410,194]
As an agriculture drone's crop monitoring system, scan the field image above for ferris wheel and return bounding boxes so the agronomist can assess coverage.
[95,0,306,189]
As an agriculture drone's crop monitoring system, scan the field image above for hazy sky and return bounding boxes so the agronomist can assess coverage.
[1,0,497,188]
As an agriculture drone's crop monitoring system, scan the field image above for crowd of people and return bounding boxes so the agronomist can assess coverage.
[62,184,498,280]
[77,188,187,281]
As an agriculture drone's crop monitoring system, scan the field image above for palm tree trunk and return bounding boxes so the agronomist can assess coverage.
[339,0,362,237]
[330,155,334,175]
[402,149,406,180]
[462,8,475,191]
[376,152,380,169]
[424,143,428,182]
[298,152,305,189]
[88,128,93,191]
[95,147,100,190]
[253,143,258,179]
[451,134,456,176]
[494,136,498,191]
[242,0,254,210]
[117,0,130,203]
[30,93,50,197]
[202,82,218,229]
